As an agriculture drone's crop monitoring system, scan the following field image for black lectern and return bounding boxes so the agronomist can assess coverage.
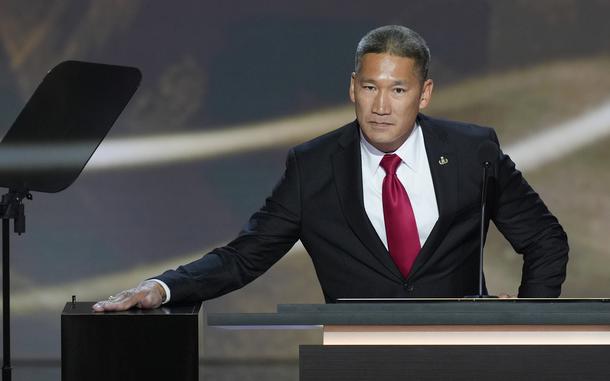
[62,302,202,381]
[208,299,610,381]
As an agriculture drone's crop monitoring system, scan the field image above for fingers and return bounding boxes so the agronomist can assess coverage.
[92,288,143,312]
[92,281,164,312]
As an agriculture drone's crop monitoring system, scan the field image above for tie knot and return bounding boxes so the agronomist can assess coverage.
[380,154,402,175]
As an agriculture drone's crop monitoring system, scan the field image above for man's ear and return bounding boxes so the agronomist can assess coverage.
[349,72,356,103]
[418,79,434,110]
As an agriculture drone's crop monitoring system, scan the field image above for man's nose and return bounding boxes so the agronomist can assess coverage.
[372,90,390,115]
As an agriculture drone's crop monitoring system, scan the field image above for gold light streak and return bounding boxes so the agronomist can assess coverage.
[9,241,307,315]
[84,100,610,173]
[86,105,354,171]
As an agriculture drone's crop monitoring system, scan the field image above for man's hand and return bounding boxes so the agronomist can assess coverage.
[92,280,166,312]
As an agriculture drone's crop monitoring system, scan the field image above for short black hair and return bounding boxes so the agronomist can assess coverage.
[355,25,431,82]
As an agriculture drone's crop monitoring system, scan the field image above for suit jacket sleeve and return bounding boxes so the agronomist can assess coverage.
[154,148,302,302]
[489,130,568,297]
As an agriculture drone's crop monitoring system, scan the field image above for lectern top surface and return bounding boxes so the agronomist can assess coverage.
[62,301,202,316]
[278,300,610,313]
[208,300,610,327]
[336,298,610,302]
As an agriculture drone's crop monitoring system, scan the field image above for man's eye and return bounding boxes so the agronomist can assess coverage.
[394,88,406,94]
[363,85,375,91]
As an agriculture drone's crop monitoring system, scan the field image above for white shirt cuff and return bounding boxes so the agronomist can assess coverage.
[148,279,171,304]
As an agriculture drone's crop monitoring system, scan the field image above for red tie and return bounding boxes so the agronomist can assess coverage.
[380,154,421,278]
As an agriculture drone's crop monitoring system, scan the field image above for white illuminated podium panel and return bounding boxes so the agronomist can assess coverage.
[324,298,610,345]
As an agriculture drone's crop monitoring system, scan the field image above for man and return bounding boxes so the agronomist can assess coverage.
[94,25,568,312]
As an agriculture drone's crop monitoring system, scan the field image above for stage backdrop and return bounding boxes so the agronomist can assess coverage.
[1,1,609,380]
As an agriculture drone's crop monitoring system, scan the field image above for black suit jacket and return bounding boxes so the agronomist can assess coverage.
[157,114,568,302]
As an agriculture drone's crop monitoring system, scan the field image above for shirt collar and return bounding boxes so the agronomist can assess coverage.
[360,122,423,177]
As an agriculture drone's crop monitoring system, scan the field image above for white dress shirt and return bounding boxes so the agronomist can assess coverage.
[360,123,439,249]
[149,278,171,304]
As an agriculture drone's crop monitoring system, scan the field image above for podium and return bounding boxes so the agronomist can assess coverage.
[61,301,202,381]
[208,299,610,380]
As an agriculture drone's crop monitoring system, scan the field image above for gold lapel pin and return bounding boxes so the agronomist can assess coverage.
[438,156,449,165]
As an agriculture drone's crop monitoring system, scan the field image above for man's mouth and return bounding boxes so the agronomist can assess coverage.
[368,120,394,126]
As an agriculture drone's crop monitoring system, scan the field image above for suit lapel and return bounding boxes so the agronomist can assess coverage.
[407,114,459,279]
[332,122,404,282]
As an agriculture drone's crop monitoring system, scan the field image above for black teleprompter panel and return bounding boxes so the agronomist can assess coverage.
[300,345,610,381]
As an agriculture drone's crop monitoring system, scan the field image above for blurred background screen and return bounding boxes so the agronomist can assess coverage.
[0,0,609,380]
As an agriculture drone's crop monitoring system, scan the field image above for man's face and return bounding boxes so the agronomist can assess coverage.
[350,53,433,152]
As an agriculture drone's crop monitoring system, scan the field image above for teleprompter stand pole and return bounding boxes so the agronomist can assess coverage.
[1,217,7,381]
[1,189,31,381]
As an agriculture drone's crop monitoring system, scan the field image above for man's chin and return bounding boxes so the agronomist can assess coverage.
[363,127,391,139]
[362,134,403,152]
